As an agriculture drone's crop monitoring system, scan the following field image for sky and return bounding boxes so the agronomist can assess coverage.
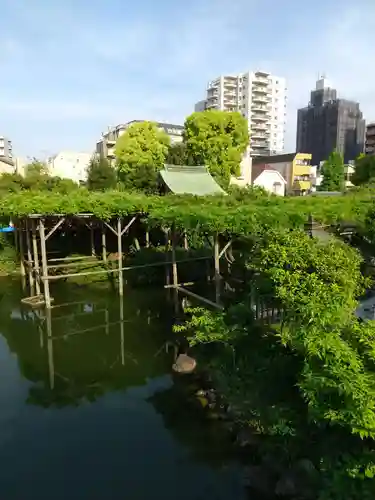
[1,0,374,158]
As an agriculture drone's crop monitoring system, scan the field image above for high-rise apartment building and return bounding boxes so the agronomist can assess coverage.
[296,77,365,165]
[195,71,287,156]
[365,123,375,155]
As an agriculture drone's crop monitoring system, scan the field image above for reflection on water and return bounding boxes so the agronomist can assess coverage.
[0,280,246,500]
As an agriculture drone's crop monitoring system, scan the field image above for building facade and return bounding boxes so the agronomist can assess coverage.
[296,77,365,165]
[252,152,312,195]
[195,70,287,156]
[365,123,375,155]
[0,136,13,162]
[97,121,184,163]
[47,151,93,183]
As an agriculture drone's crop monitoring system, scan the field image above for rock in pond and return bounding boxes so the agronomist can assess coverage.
[172,354,197,374]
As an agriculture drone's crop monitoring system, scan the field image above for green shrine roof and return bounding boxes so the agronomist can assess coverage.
[160,164,225,196]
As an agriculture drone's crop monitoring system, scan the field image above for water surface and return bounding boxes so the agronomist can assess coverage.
[0,280,246,500]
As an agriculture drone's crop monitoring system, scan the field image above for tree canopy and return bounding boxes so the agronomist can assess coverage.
[87,156,117,191]
[319,151,345,191]
[183,110,249,188]
[351,154,375,186]
[115,121,170,194]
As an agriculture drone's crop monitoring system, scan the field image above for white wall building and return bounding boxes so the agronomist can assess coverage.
[47,151,93,183]
[195,70,287,157]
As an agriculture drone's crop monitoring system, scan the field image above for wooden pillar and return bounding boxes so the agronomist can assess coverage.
[171,225,179,314]
[18,220,26,290]
[214,232,220,304]
[145,229,150,248]
[101,223,107,263]
[90,223,95,256]
[164,228,170,288]
[39,218,51,308]
[117,217,123,296]
[25,220,35,294]
[171,225,178,288]
[32,220,41,295]
[45,308,54,390]
[120,297,124,365]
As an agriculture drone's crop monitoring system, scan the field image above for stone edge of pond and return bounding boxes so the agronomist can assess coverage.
[188,368,319,500]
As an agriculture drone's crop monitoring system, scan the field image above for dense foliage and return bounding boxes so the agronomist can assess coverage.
[87,156,117,191]
[0,164,79,194]
[0,187,373,231]
[115,121,170,193]
[319,151,345,191]
[184,110,249,187]
[178,230,375,499]
[352,154,375,186]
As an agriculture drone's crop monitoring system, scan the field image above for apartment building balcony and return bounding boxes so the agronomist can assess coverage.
[366,125,375,136]
[252,94,270,104]
[251,122,268,131]
[106,139,116,147]
[252,140,269,150]
[251,103,269,112]
[253,77,269,86]
[251,113,269,122]
[251,132,268,140]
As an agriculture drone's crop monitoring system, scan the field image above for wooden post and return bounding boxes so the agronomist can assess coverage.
[45,308,54,390]
[171,225,178,288]
[39,218,51,308]
[117,217,123,296]
[18,220,26,290]
[145,229,150,248]
[164,228,170,288]
[183,230,188,250]
[90,223,95,256]
[25,220,35,294]
[120,297,124,365]
[101,223,107,263]
[171,225,179,314]
[214,232,220,304]
[32,220,41,295]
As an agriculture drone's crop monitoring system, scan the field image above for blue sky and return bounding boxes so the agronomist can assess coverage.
[1,0,374,158]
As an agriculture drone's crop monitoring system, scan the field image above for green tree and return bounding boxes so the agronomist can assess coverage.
[115,121,170,193]
[0,173,24,192]
[87,156,117,191]
[166,142,190,166]
[351,154,375,186]
[183,110,249,188]
[319,151,345,191]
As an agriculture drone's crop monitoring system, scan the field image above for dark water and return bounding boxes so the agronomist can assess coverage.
[0,280,246,500]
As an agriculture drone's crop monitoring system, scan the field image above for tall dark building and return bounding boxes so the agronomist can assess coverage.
[296,78,365,165]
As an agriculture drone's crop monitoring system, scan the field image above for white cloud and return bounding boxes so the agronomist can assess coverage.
[0,0,374,156]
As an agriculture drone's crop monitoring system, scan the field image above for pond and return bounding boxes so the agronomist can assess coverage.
[0,279,248,500]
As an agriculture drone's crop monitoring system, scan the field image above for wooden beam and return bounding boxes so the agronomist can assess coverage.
[218,240,232,260]
[121,216,137,236]
[48,255,96,263]
[42,255,213,281]
[18,219,26,279]
[103,221,118,237]
[45,218,65,241]
[176,286,223,310]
